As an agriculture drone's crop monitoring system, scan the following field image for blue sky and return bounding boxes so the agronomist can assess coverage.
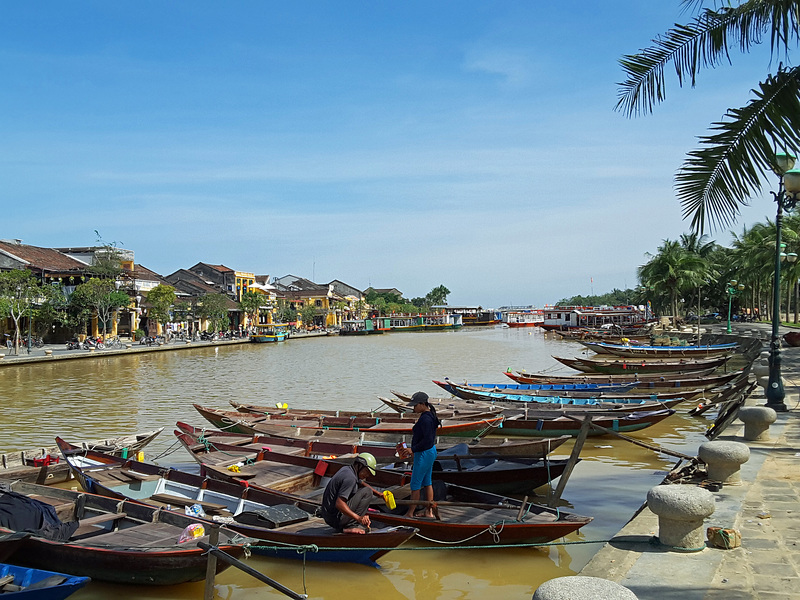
[0,2,781,307]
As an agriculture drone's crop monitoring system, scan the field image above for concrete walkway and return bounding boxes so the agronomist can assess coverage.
[0,330,333,367]
[580,323,800,599]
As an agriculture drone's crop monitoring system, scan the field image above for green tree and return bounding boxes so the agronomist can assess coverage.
[238,291,263,331]
[300,304,317,329]
[618,1,800,232]
[0,269,41,353]
[89,230,125,279]
[425,285,451,306]
[638,240,708,324]
[72,278,130,338]
[147,284,177,339]
[197,293,230,332]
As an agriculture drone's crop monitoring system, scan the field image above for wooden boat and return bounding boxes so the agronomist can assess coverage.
[0,562,89,599]
[250,323,290,343]
[551,355,731,375]
[379,395,686,417]
[504,368,743,389]
[55,441,418,567]
[432,380,703,403]
[579,340,738,358]
[783,331,800,347]
[175,421,571,460]
[0,480,247,586]
[0,429,164,486]
[426,380,641,395]
[0,533,29,563]
[551,328,653,343]
[174,430,573,495]
[180,445,594,546]
[495,409,677,438]
[229,400,500,422]
[193,404,504,438]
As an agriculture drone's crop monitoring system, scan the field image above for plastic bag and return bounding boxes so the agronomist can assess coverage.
[184,503,206,518]
[178,523,205,543]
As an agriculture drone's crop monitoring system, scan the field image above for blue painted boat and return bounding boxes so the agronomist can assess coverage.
[443,380,639,393]
[0,563,89,599]
[250,323,290,343]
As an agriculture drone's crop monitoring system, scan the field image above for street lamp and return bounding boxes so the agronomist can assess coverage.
[724,280,745,334]
[766,152,800,411]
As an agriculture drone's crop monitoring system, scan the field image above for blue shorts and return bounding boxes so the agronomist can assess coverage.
[410,446,436,491]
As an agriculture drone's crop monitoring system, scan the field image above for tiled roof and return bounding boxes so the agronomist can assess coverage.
[0,241,88,272]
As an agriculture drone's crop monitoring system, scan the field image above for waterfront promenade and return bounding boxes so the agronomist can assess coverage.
[580,322,800,599]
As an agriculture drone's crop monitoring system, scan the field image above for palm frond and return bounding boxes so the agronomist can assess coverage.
[676,67,800,233]
[617,1,800,116]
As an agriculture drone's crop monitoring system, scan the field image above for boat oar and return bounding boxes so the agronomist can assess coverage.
[562,414,694,460]
[197,541,307,599]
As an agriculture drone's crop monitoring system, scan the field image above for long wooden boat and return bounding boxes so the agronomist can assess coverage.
[0,481,247,586]
[579,340,738,358]
[495,408,677,438]
[379,395,686,417]
[0,562,90,600]
[551,328,653,343]
[0,429,164,486]
[432,380,703,403]
[504,368,742,389]
[55,441,418,567]
[180,445,594,546]
[426,380,641,395]
[552,355,731,374]
[175,421,571,460]
[174,430,572,495]
[193,404,504,438]
[229,400,500,422]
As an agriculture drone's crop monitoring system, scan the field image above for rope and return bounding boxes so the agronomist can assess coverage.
[148,438,183,461]
[247,537,615,552]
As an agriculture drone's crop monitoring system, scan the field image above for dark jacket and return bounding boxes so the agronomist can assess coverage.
[411,410,438,453]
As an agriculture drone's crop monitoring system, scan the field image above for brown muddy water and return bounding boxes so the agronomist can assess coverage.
[0,327,720,599]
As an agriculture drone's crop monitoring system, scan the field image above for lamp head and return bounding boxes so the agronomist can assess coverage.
[788,252,798,264]
[776,152,797,175]
[784,166,800,199]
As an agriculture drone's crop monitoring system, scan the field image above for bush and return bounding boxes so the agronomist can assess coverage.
[133,329,145,341]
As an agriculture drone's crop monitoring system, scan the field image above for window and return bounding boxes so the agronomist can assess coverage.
[315,300,322,308]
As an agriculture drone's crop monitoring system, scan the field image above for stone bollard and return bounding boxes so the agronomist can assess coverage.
[647,485,715,549]
[532,576,638,600]
[44,349,53,357]
[698,441,750,484]
[753,362,770,378]
[126,344,133,349]
[0,354,4,360]
[737,406,777,441]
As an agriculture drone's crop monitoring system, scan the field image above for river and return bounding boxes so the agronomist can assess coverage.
[0,327,717,599]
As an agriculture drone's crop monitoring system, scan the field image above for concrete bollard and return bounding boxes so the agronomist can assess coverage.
[698,441,750,484]
[753,362,770,378]
[44,350,53,357]
[647,485,715,549]
[532,576,638,600]
[737,406,777,441]
[126,344,133,349]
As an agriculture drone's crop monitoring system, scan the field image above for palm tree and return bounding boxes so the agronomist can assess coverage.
[639,239,708,325]
[618,1,800,232]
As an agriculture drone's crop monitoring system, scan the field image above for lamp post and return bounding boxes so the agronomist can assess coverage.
[766,152,800,411]
[725,280,745,334]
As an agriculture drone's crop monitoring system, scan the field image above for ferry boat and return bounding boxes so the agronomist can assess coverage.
[437,306,501,326]
[501,308,544,327]
[339,318,385,335]
[250,323,290,342]
[541,305,649,331]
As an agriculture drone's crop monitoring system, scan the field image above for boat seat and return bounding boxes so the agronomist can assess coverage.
[71,512,128,539]
[149,493,228,514]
